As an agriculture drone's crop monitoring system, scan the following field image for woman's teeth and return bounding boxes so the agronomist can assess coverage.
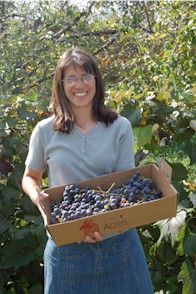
[74,92,87,96]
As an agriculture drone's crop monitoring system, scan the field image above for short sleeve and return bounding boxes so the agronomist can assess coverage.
[25,123,46,171]
[115,120,135,171]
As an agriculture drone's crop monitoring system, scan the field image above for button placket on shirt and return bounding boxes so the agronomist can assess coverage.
[81,136,86,155]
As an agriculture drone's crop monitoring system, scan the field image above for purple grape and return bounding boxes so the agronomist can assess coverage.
[50,172,162,223]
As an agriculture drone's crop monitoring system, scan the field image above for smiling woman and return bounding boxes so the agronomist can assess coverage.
[50,48,116,134]
[62,64,96,117]
[22,47,154,294]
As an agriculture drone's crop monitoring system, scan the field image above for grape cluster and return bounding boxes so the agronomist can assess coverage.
[50,171,162,224]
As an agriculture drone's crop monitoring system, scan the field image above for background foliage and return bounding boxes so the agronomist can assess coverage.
[0,1,195,293]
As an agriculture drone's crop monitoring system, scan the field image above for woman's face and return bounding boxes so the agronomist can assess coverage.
[63,64,96,112]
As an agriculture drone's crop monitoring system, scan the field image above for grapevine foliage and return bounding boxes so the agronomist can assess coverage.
[0,1,195,293]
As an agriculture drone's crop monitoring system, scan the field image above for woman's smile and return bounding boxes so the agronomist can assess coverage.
[73,92,88,97]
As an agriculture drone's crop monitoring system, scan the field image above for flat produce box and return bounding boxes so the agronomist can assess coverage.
[46,158,178,246]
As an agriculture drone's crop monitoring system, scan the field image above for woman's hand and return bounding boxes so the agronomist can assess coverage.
[36,189,52,226]
[84,231,103,243]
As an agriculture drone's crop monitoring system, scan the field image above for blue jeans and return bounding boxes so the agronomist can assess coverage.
[44,229,153,294]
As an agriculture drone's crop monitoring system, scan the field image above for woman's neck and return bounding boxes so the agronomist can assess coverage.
[74,111,97,133]
[75,117,97,133]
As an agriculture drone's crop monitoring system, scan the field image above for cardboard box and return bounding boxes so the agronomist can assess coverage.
[46,158,178,246]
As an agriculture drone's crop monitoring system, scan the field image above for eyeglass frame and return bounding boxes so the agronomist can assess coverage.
[62,73,96,87]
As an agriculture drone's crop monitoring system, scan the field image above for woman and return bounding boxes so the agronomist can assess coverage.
[22,48,153,294]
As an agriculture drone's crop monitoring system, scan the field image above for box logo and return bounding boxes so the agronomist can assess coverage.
[103,214,127,231]
[79,220,100,238]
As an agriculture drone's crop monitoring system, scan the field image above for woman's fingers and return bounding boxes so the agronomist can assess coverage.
[36,189,52,225]
[85,231,103,243]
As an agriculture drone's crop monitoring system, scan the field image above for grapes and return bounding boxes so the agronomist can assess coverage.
[50,172,162,224]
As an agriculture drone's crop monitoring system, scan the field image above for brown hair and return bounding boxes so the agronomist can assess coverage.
[50,47,118,133]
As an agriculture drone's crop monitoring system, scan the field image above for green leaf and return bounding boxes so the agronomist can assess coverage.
[157,91,165,101]
[133,125,153,148]
[5,117,18,128]
[126,85,135,99]
[23,215,43,226]
[0,198,16,217]
[144,137,161,152]
[184,137,196,165]
[178,258,196,294]
[28,284,43,294]
[181,92,194,101]
[177,225,186,256]
[152,270,164,288]
[121,104,141,126]
[169,162,188,182]
[164,41,173,50]
[164,276,181,293]
[157,245,177,265]
[177,221,196,256]
[0,219,10,234]
[183,233,196,256]
[9,226,30,240]
[1,240,36,270]
[2,185,20,201]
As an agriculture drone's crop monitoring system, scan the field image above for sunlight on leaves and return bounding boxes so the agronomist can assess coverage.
[155,209,186,246]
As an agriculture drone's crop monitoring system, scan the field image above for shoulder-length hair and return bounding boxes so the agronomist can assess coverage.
[50,47,118,133]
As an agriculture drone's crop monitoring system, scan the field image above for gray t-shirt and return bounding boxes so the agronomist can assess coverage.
[25,115,135,187]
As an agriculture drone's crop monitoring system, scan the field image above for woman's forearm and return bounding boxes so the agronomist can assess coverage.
[22,173,51,225]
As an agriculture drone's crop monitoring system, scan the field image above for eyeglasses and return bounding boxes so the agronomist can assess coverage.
[62,74,95,86]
